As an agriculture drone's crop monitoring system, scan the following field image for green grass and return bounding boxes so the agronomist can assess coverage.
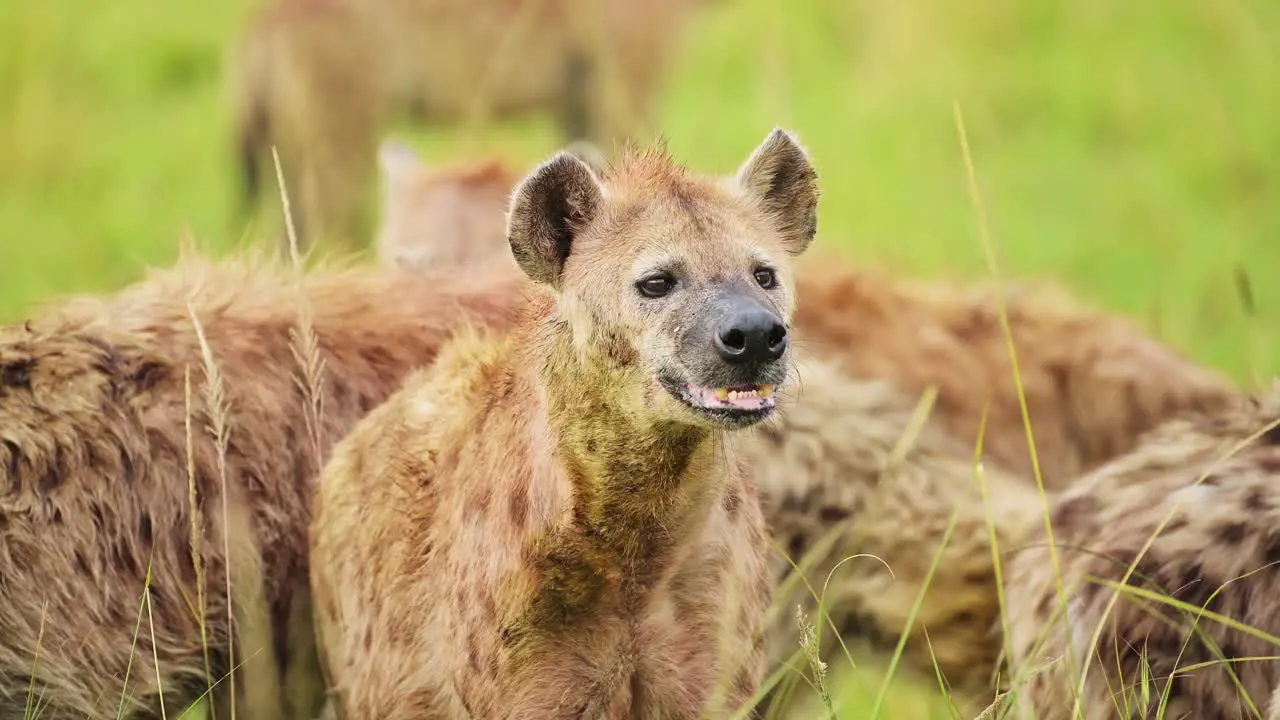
[2,0,1277,717]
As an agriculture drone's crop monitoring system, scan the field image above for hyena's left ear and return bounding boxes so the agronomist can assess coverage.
[735,128,820,256]
[506,152,604,288]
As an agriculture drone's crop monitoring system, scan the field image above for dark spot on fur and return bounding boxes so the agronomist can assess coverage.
[1214,522,1248,546]
[467,633,482,672]
[1263,423,1280,446]
[603,332,637,367]
[733,664,757,704]
[3,439,21,478]
[139,512,153,543]
[1218,640,1243,661]
[1,359,33,389]
[1201,473,1224,487]
[500,626,515,646]
[1245,488,1271,512]
[1263,536,1280,566]
[786,534,808,561]
[722,487,741,518]
[131,361,167,391]
[508,483,529,530]
[1051,495,1098,528]
[1259,453,1280,474]
[818,505,851,523]
[467,486,493,515]
[120,446,137,485]
[37,445,66,496]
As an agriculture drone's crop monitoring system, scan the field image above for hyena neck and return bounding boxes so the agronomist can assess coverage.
[502,298,732,665]
[521,305,729,562]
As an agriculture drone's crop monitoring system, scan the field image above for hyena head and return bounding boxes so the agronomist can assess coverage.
[374,138,518,270]
[506,128,820,431]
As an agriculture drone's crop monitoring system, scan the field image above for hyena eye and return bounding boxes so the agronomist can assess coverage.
[753,268,778,289]
[636,274,676,298]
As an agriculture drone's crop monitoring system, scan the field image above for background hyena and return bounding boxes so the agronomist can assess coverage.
[1004,385,1280,719]
[0,251,526,717]
[309,129,818,717]
[231,0,701,251]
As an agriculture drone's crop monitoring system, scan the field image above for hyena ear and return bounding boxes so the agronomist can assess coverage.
[506,152,603,288]
[378,138,427,182]
[735,128,820,255]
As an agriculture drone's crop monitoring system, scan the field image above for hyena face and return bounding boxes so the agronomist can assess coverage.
[506,128,821,430]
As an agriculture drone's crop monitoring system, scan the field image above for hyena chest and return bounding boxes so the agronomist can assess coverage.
[495,594,732,719]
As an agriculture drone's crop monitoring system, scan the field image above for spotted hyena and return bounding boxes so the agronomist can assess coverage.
[370,140,1239,490]
[365,139,1243,708]
[0,252,527,718]
[1004,385,1280,719]
[309,129,820,717]
[232,0,700,251]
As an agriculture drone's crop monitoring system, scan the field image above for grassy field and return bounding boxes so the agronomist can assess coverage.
[2,0,1277,717]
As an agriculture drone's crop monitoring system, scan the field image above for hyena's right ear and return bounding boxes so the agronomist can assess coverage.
[506,152,603,289]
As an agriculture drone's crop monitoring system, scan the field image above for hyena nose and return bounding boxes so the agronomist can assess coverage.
[714,308,788,365]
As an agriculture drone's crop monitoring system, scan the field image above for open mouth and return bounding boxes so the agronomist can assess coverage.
[657,377,779,426]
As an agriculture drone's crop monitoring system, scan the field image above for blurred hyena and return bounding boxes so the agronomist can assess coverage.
[231,0,701,252]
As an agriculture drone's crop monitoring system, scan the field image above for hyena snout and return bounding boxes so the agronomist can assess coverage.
[714,300,788,367]
[662,291,789,429]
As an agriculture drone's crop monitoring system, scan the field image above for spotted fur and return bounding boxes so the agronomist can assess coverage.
[1005,385,1280,719]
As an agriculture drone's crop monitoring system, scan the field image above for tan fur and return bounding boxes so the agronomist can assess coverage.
[1004,386,1280,719]
[372,145,1240,491]
[231,0,700,250]
[0,252,527,717]
[792,258,1240,489]
[309,131,819,718]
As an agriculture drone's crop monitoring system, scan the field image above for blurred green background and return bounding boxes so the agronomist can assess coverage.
[1,0,1276,716]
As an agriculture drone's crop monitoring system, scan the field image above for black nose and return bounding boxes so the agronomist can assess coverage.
[714,308,788,365]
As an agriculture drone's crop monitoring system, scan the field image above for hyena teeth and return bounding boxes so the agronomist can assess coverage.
[759,384,774,398]
[714,388,729,401]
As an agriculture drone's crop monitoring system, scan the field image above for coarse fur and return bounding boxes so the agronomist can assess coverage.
[371,142,1240,490]
[309,129,819,718]
[791,260,1240,489]
[0,251,528,717]
[231,0,700,251]
[743,353,1046,711]
[1004,385,1280,719]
